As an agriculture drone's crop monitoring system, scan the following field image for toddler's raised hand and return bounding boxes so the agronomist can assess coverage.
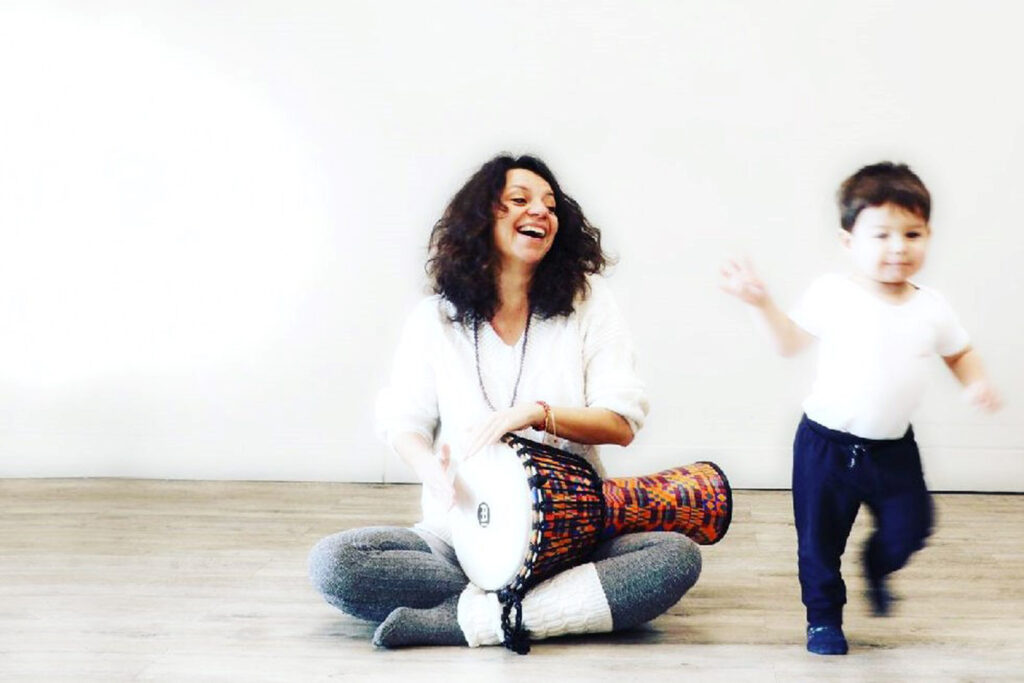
[720,256,769,306]
[964,380,1003,413]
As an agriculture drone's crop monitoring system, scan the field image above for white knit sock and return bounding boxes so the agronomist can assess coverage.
[456,563,614,647]
[521,562,614,639]
[456,584,503,647]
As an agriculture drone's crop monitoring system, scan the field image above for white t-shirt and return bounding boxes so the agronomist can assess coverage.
[789,273,970,440]
[375,277,649,543]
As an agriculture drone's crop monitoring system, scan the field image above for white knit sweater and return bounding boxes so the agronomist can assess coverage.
[375,276,649,544]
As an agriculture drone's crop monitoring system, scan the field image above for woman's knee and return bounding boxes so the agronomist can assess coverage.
[624,532,702,595]
[307,530,360,600]
[308,527,424,601]
[597,532,703,629]
[665,534,703,594]
[597,531,703,586]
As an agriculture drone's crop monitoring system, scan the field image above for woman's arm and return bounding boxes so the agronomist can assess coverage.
[540,405,634,446]
[460,403,633,460]
[391,432,454,508]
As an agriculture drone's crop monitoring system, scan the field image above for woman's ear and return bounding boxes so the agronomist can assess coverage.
[837,228,852,248]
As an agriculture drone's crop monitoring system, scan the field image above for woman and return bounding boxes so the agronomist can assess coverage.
[309,154,701,650]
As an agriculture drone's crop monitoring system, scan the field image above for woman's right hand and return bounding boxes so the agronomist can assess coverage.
[720,256,769,306]
[392,433,456,510]
[415,443,455,510]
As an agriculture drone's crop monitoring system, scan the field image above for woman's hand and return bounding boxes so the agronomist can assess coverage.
[413,443,455,509]
[461,403,544,461]
[720,256,769,307]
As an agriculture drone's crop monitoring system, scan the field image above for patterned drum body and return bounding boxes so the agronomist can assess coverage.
[601,463,732,544]
[516,441,606,590]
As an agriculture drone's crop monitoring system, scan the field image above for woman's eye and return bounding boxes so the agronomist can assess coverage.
[510,197,527,205]
[906,231,921,239]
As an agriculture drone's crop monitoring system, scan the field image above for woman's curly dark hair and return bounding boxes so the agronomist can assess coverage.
[427,154,609,325]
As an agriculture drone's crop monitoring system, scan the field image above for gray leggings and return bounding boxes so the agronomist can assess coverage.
[308,526,701,629]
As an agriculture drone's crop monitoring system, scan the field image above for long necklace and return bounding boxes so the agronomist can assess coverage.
[474,311,531,411]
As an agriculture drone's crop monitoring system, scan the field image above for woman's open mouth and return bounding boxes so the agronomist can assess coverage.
[516,225,547,239]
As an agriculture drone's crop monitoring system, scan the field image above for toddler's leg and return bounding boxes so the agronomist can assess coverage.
[376,531,701,649]
[308,526,468,623]
[792,418,862,629]
[863,439,933,608]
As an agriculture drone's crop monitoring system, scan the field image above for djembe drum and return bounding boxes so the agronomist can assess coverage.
[449,433,732,653]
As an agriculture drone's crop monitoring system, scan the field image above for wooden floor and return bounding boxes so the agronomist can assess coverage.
[1,481,1022,682]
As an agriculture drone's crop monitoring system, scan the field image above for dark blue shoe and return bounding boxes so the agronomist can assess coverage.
[806,624,848,655]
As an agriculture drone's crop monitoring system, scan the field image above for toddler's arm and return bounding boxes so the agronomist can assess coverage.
[943,348,1003,412]
[720,257,813,357]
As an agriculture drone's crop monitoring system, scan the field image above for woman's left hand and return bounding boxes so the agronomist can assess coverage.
[462,403,544,461]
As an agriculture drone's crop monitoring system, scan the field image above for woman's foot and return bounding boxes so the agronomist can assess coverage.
[372,597,466,648]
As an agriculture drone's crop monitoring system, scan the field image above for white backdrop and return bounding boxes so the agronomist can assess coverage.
[1,1,1022,489]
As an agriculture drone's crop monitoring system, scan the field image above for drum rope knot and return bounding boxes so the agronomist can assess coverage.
[497,587,531,655]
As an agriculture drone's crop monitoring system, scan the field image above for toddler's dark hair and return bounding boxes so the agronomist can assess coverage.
[838,162,930,231]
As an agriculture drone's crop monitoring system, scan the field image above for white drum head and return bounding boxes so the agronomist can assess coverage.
[449,440,534,591]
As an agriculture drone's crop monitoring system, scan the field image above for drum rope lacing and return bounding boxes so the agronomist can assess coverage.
[495,435,606,655]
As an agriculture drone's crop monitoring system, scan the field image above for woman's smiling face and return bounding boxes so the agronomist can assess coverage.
[492,168,558,271]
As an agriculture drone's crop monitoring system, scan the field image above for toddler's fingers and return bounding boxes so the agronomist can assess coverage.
[984,392,1003,412]
[722,256,746,274]
[966,384,1002,413]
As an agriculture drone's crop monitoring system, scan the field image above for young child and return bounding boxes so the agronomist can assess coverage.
[720,162,1001,655]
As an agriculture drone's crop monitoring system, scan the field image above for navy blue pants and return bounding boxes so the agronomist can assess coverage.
[792,416,933,626]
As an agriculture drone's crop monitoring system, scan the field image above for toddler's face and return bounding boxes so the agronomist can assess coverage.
[841,203,930,285]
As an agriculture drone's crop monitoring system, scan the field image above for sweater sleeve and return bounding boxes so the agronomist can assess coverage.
[579,279,650,436]
[374,298,441,449]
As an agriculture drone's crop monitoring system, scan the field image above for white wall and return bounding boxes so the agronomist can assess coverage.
[1,0,1022,490]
